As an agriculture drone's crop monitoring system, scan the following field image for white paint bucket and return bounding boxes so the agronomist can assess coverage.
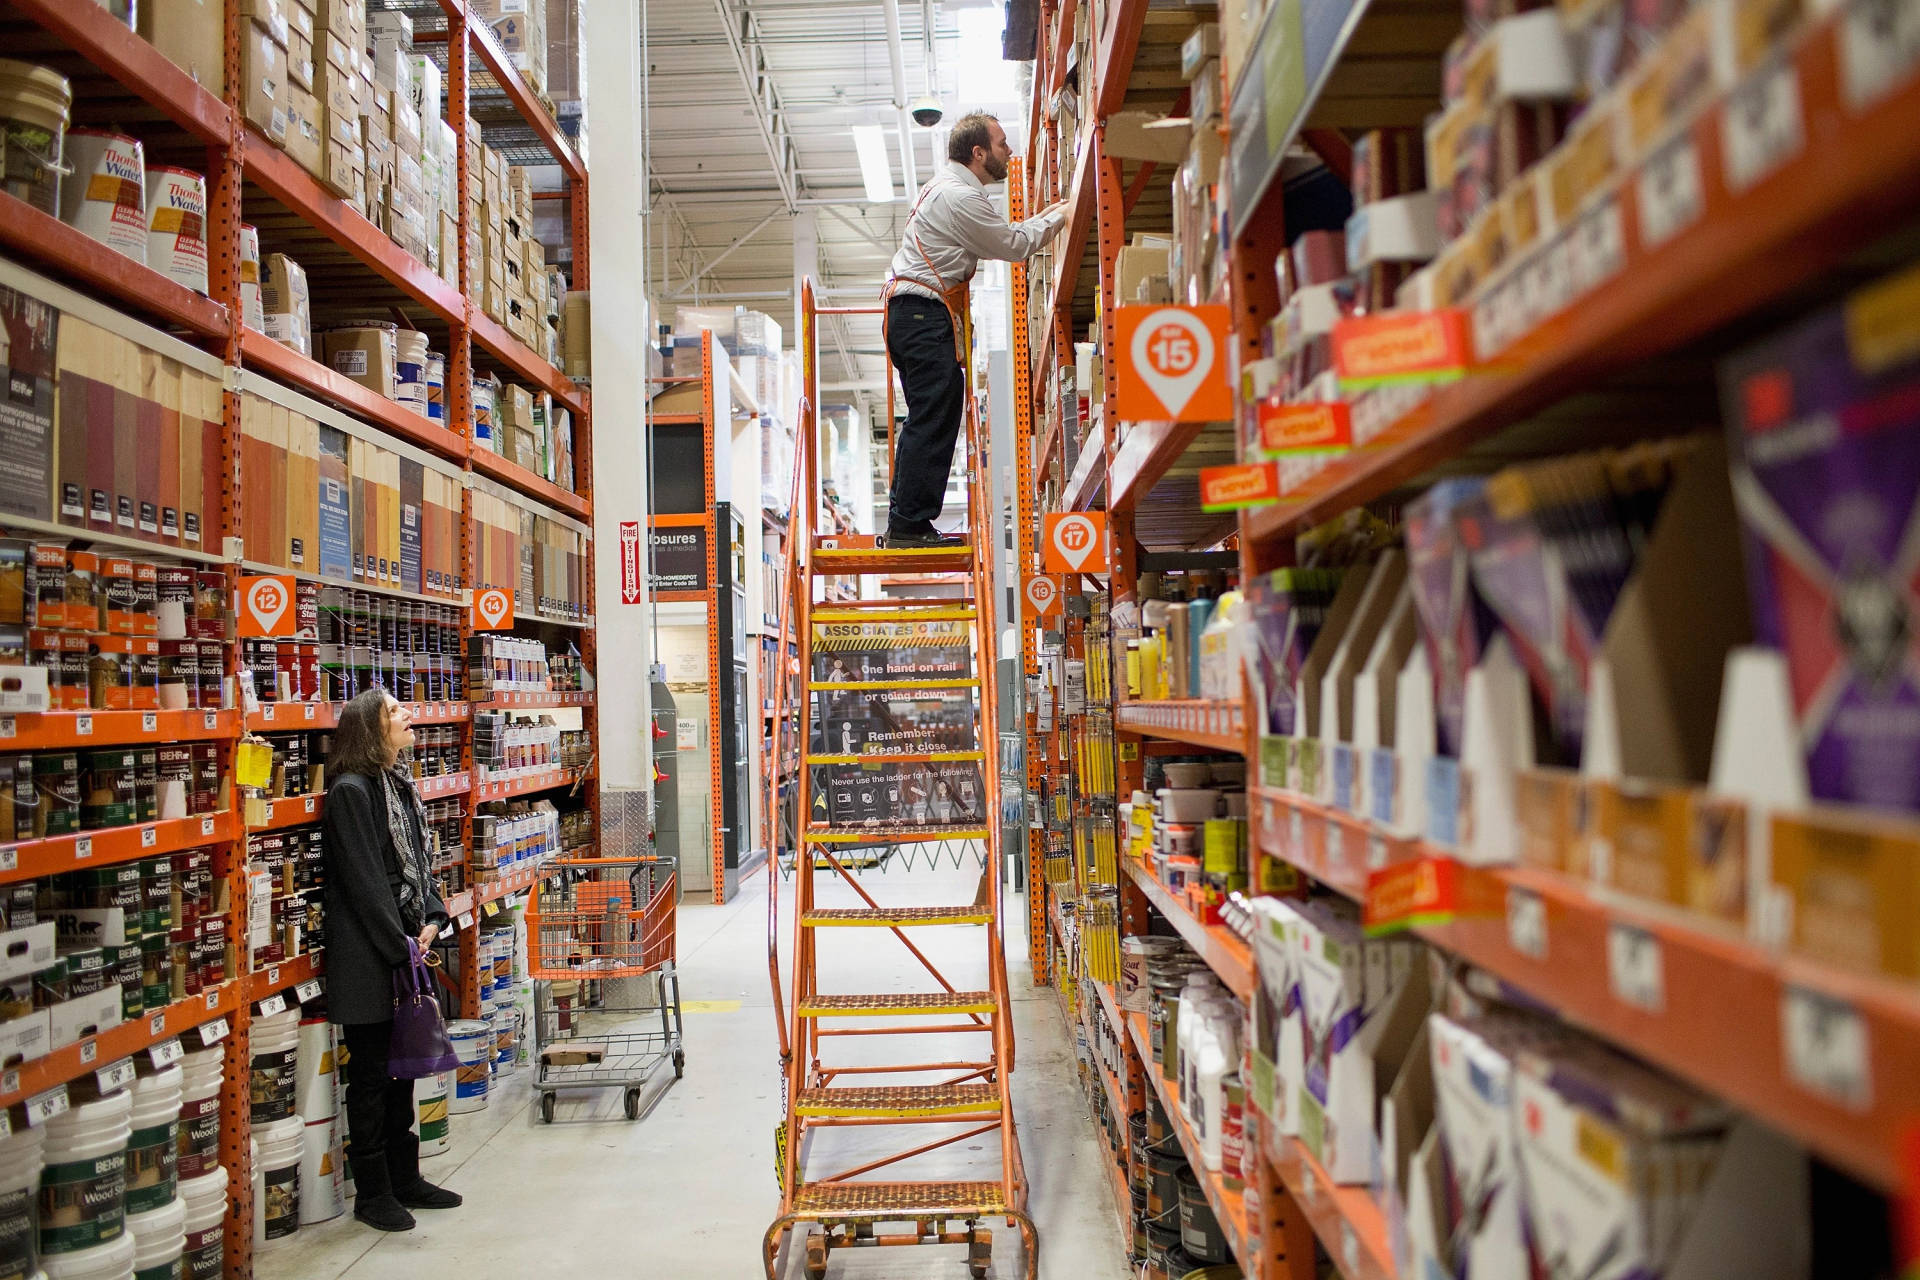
[40,1089,133,1256]
[248,1009,298,1124]
[125,1193,183,1280]
[176,1167,224,1280]
[38,1230,132,1280]
[447,1021,490,1113]
[250,1116,303,1248]
[0,58,72,216]
[124,1067,182,1217]
[425,352,446,423]
[239,225,263,332]
[296,1116,342,1225]
[174,1048,221,1183]
[143,167,207,296]
[58,130,146,263]
[0,1122,46,1280]
[488,1009,514,1077]
[293,1018,336,1122]
[412,1071,451,1157]
[394,329,429,416]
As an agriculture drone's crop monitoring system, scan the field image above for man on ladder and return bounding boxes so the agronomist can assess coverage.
[881,112,1067,548]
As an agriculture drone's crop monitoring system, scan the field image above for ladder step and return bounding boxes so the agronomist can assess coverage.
[804,825,988,845]
[802,905,993,927]
[798,991,996,1018]
[812,606,977,622]
[811,545,973,575]
[791,1180,1009,1219]
[796,1084,1001,1118]
[807,678,981,691]
[805,750,985,765]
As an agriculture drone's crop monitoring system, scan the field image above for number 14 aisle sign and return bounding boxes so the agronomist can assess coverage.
[1115,305,1232,422]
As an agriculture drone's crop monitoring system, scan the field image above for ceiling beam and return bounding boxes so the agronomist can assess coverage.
[709,0,800,211]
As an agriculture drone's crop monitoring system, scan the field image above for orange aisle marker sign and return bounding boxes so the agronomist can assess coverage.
[1115,305,1232,422]
[237,575,296,638]
[472,586,515,630]
[1199,462,1281,512]
[1023,574,1062,616]
[1042,512,1107,574]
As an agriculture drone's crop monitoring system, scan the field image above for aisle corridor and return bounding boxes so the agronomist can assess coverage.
[263,862,1130,1278]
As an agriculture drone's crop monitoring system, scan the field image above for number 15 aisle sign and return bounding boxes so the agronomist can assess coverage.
[1115,305,1231,422]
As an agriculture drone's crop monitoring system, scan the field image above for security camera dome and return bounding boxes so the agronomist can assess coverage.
[910,94,944,127]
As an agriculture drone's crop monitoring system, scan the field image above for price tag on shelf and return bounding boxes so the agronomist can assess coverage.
[1722,62,1804,192]
[256,994,287,1019]
[483,901,500,917]
[304,703,316,721]
[197,1019,230,1047]
[1637,135,1704,248]
[0,849,14,874]
[142,713,157,734]
[266,966,279,987]
[203,990,220,1011]
[295,980,323,1004]
[148,1014,166,1038]
[457,913,474,931]
[1368,834,1390,870]
[1506,887,1548,960]
[203,712,217,731]
[1607,923,1664,1012]
[95,1058,136,1095]
[0,1111,9,1140]
[1782,986,1872,1110]
[200,816,215,837]
[75,715,92,737]
[74,836,93,861]
[79,1041,96,1066]
[141,827,156,849]
[1572,201,1626,293]
[1288,807,1304,855]
[148,1038,184,1069]
[303,796,316,815]
[1325,820,1346,869]
[0,717,12,739]
[260,704,274,722]
[1838,0,1920,110]
[24,1085,68,1128]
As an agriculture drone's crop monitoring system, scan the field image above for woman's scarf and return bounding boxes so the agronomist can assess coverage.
[380,765,432,934]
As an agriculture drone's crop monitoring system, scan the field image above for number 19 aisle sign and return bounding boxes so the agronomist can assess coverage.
[1115,304,1232,422]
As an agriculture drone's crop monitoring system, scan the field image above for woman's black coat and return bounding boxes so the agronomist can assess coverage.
[320,771,449,1025]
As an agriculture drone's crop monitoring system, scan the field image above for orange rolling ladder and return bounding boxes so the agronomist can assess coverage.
[762,279,1036,1279]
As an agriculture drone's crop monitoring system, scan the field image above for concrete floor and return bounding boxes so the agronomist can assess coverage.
[262,861,1130,1279]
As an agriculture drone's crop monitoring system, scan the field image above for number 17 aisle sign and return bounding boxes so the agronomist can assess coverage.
[1115,305,1232,422]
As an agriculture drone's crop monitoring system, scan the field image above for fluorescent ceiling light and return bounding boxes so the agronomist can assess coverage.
[852,125,894,203]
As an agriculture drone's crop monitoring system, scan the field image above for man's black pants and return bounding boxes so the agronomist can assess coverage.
[885,293,965,537]
[341,1020,421,1196]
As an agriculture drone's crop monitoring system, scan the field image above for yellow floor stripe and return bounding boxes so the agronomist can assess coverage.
[805,752,985,765]
[806,679,981,691]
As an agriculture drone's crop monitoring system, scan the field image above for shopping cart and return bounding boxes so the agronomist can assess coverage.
[524,854,685,1123]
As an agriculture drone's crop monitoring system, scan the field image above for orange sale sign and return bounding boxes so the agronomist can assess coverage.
[1114,305,1232,422]
[1199,462,1281,512]
[237,575,296,638]
[1258,401,1352,456]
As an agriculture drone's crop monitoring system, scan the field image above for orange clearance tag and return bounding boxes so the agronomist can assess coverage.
[1114,304,1233,422]
[1333,308,1475,389]
[237,575,296,638]
[471,586,515,630]
[1198,462,1281,512]
[1362,854,1500,935]
[1258,401,1353,456]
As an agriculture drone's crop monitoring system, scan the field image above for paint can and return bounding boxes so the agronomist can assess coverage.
[143,167,208,296]
[448,1021,490,1113]
[58,130,145,262]
[0,58,72,215]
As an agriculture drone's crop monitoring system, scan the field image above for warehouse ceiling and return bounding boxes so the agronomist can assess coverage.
[640,0,1028,390]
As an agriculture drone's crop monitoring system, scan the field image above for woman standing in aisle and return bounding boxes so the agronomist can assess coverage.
[322,689,465,1232]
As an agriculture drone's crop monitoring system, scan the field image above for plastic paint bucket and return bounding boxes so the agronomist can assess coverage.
[173,1049,221,1182]
[125,1194,183,1280]
[394,330,429,416]
[249,1009,298,1123]
[412,1071,451,1157]
[0,1122,46,1280]
[176,1167,225,1280]
[0,58,72,215]
[124,1067,182,1216]
[38,1230,132,1280]
[40,1090,133,1255]
[250,1117,303,1248]
[448,1021,490,1113]
[143,168,207,296]
[425,353,446,423]
[238,225,263,332]
[293,1018,336,1121]
[296,1116,342,1225]
[489,1009,514,1077]
[58,131,145,262]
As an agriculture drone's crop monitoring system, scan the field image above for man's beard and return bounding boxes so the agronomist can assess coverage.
[985,155,1008,182]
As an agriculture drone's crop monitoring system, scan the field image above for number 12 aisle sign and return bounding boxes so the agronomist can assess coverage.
[1115,305,1232,422]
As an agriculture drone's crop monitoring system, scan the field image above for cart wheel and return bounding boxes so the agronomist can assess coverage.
[624,1088,641,1120]
[674,1049,686,1079]
[804,1227,828,1280]
[969,1228,992,1278]
[539,1093,556,1125]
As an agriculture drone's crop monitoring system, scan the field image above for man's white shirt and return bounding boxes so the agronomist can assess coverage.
[886,161,1063,302]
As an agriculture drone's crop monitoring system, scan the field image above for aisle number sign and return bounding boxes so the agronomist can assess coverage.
[472,586,515,630]
[1023,574,1062,616]
[1115,305,1232,422]
[237,575,296,638]
[1042,512,1106,574]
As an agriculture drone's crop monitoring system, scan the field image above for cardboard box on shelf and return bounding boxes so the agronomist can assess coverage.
[389,91,423,161]
[320,138,361,199]
[287,25,314,91]
[260,253,311,356]
[284,84,324,176]
[323,325,398,398]
[408,51,442,130]
[140,0,227,96]
[240,0,290,47]
[315,0,359,43]
[240,20,290,144]
[546,0,584,103]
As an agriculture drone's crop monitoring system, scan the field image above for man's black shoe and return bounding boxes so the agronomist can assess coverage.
[881,529,967,549]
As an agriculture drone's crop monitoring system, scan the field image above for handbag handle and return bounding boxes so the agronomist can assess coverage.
[395,937,434,1001]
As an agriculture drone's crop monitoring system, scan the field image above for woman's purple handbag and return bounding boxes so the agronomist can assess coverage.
[389,939,459,1078]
